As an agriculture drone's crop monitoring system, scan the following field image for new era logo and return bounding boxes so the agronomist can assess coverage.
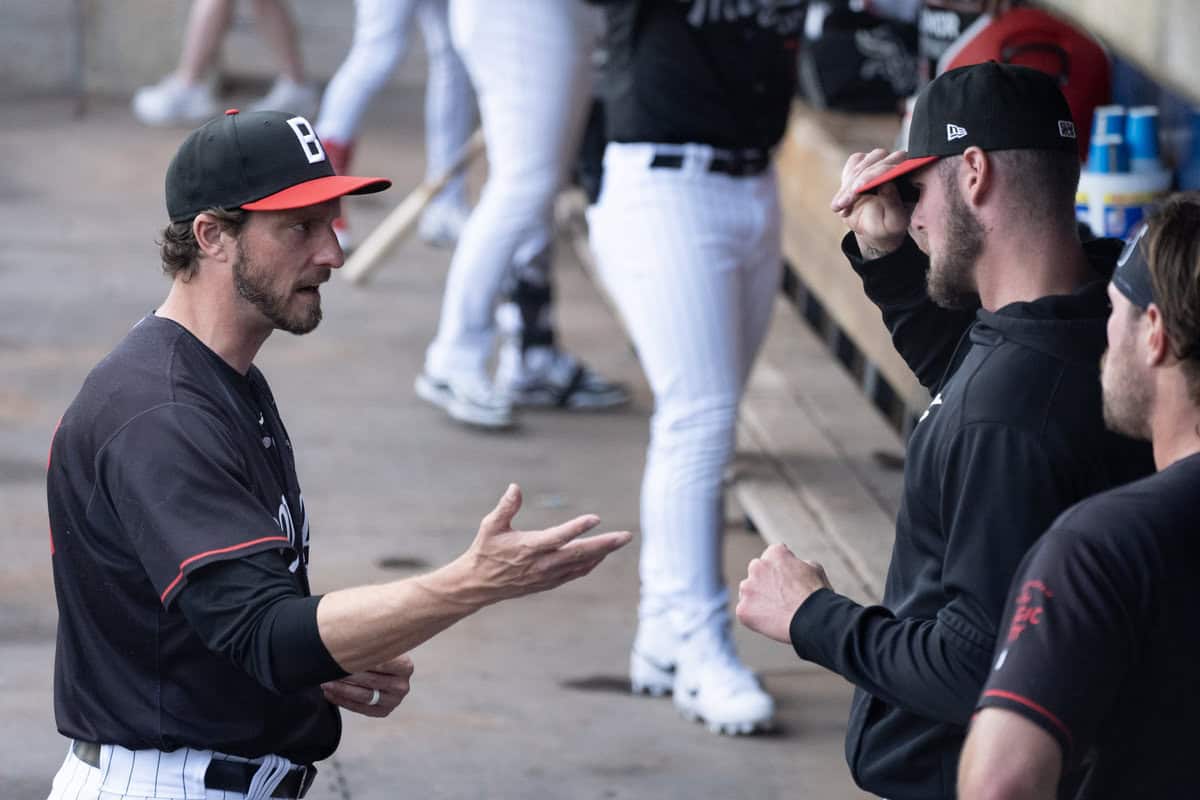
[946,124,968,141]
[1058,120,1077,139]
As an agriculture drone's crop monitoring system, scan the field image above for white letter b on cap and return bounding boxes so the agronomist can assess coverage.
[287,116,326,164]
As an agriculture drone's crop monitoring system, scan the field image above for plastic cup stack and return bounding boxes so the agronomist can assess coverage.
[1126,106,1162,174]
[1077,103,1170,239]
[1088,134,1131,174]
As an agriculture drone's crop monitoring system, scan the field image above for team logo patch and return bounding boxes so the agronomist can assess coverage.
[286,116,326,164]
[1006,579,1053,643]
[1058,120,1077,139]
[946,124,968,141]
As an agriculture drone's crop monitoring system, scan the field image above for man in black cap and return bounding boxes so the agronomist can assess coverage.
[734,62,1151,798]
[959,194,1200,799]
[44,109,631,800]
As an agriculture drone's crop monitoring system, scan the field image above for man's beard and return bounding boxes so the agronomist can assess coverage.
[926,172,985,310]
[233,240,322,335]
[1100,348,1153,440]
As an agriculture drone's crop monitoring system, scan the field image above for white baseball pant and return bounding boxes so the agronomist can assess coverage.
[423,0,602,379]
[315,0,474,212]
[45,741,301,800]
[587,142,783,634]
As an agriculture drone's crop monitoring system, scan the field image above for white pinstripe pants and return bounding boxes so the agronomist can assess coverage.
[45,741,297,800]
[315,0,474,211]
[588,143,782,633]
[423,0,602,378]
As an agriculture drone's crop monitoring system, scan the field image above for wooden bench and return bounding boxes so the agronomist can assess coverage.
[560,100,928,603]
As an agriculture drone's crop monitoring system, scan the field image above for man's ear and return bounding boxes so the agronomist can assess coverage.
[192,213,234,261]
[960,146,992,207]
[1145,304,1170,367]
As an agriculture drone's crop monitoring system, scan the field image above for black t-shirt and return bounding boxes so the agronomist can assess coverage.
[47,315,341,763]
[978,453,1200,798]
[601,0,803,150]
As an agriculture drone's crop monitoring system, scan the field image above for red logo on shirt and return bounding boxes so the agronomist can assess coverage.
[1007,580,1053,642]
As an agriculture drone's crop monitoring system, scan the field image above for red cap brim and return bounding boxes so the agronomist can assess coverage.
[854,155,940,195]
[241,174,391,211]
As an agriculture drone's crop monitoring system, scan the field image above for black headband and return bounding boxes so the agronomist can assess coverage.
[1113,222,1155,309]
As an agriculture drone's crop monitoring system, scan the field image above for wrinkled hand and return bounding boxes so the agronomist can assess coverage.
[461,484,633,605]
[830,148,913,260]
[322,654,413,718]
[736,544,833,644]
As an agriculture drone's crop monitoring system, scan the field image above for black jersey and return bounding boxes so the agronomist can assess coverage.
[977,453,1200,798]
[47,314,340,763]
[600,0,803,150]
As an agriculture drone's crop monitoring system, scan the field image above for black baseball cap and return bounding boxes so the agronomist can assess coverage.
[165,109,390,222]
[857,62,1079,194]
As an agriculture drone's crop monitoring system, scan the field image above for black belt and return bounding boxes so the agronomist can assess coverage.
[72,740,316,799]
[649,148,771,177]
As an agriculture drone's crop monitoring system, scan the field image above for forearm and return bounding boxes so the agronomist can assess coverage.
[958,709,1063,800]
[316,556,488,673]
[790,589,991,724]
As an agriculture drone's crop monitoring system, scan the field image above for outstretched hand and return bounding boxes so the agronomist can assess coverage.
[830,148,914,260]
[461,484,633,605]
[736,543,833,644]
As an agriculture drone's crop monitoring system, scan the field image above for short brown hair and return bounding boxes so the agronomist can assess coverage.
[157,207,247,280]
[988,148,1081,227]
[1145,193,1200,403]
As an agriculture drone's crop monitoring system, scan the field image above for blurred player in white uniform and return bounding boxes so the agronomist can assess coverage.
[586,0,805,735]
[414,0,629,429]
[316,0,475,249]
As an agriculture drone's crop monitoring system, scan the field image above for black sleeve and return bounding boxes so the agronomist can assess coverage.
[843,232,977,390]
[977,523,1136,761]
[790,423,1075,725]
[98,403,295,607]
[176,549,348,694]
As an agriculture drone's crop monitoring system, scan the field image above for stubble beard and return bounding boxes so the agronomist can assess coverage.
[233,239,322,335]
[1100,349,1153,440]
[926,173,985,310]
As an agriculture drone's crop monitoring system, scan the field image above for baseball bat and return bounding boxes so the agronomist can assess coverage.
[341,128,486,285]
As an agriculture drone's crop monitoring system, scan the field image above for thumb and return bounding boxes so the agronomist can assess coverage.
[479,483,522,537]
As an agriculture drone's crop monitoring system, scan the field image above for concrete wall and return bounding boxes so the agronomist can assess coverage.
[0,0,427,98]
[1038,0,1200,102]
[0,1,81,95]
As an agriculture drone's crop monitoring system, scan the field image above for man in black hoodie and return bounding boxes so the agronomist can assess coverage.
[735,62,1153,799]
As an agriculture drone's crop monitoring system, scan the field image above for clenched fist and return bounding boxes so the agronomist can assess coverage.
[736,543,833,644]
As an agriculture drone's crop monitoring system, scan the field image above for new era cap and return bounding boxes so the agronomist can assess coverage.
[856,62,1079,195]
[165,109,390,222]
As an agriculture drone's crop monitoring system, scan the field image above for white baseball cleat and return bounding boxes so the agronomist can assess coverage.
[495,344,630,410]
[629,613,684,696]
[671,620,775,735]
[131,76,218,127]
[414,371,514,429]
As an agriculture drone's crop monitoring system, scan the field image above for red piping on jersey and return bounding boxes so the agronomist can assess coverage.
[160,535,290,603]
[982,689,1074,751]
